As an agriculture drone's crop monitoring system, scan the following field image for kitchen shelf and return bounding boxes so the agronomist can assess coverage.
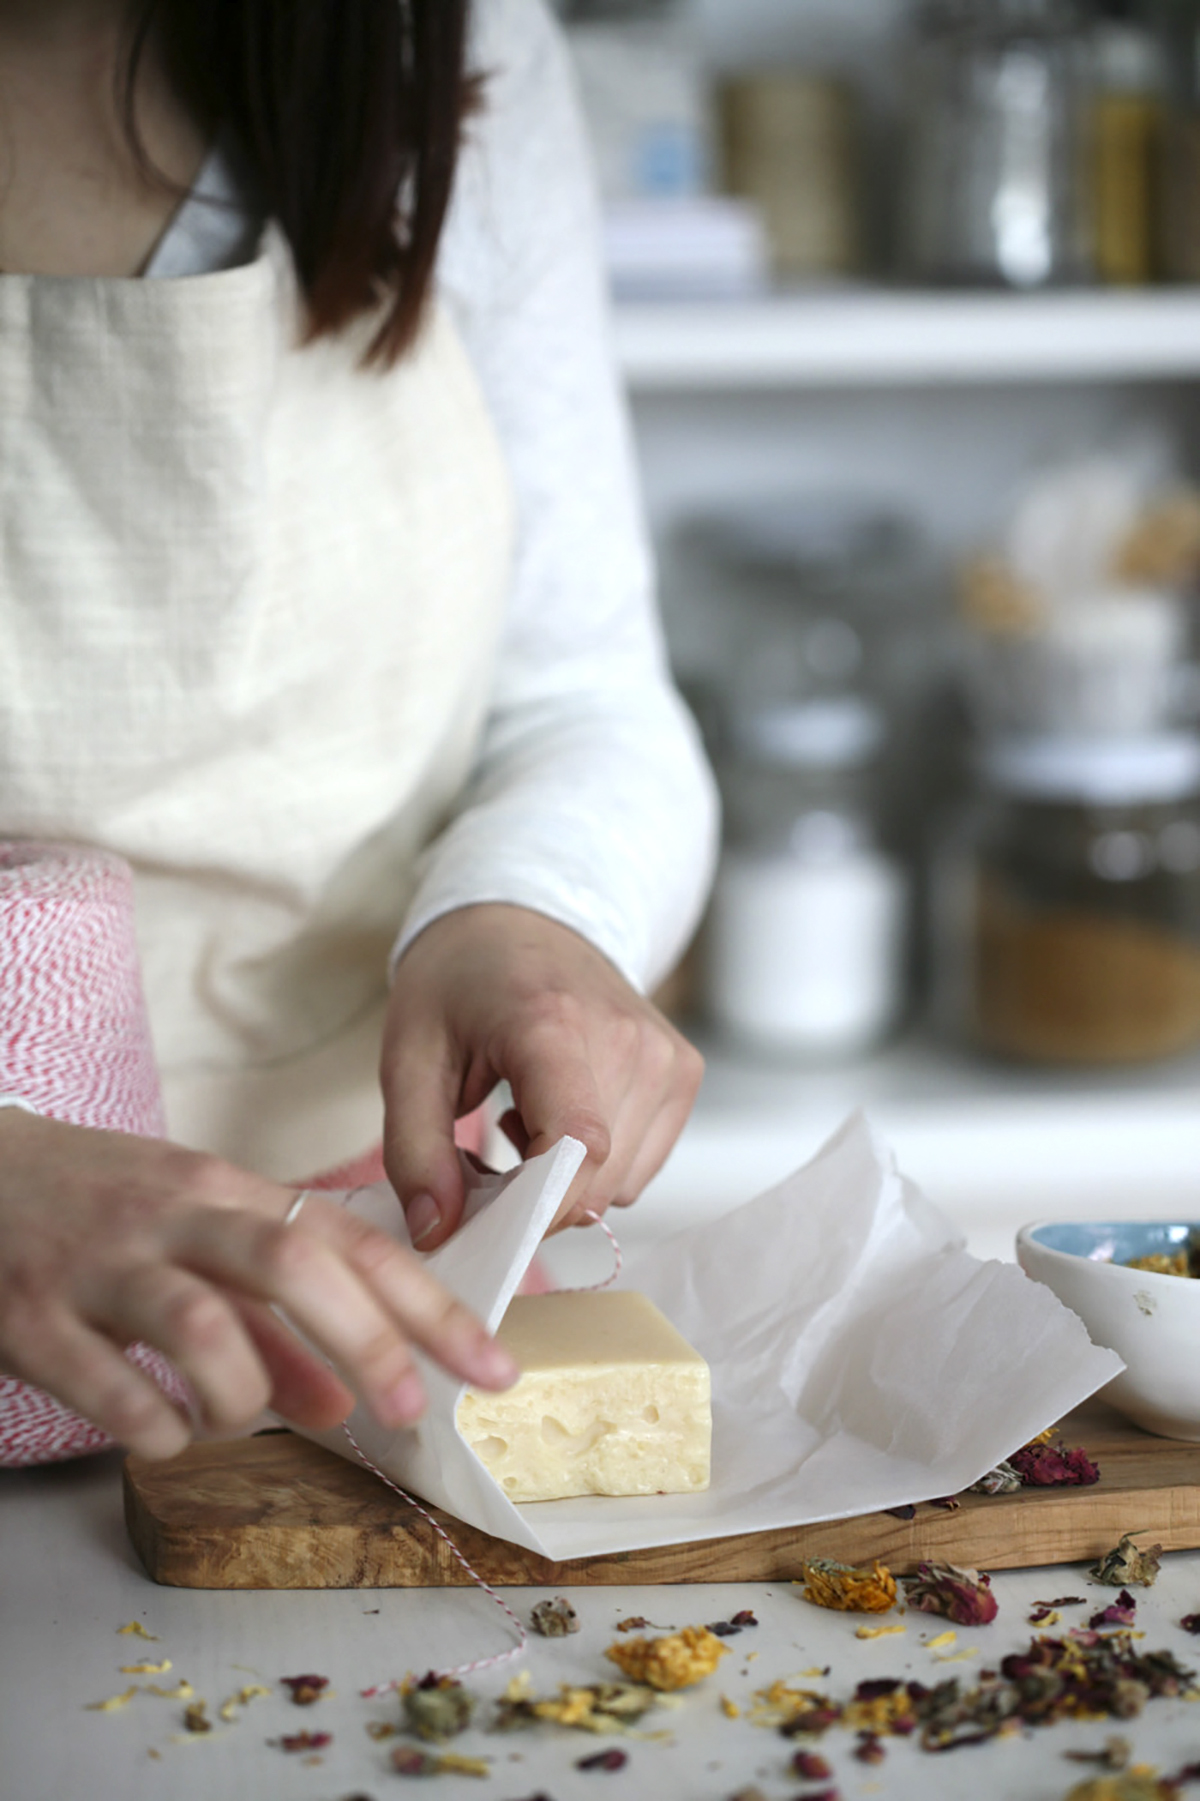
[614,287,1200,391]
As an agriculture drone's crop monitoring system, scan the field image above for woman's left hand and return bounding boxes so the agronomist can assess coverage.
[380,904,703,1253]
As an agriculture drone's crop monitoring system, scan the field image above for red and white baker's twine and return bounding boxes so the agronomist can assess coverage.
[347,1203,623,1686]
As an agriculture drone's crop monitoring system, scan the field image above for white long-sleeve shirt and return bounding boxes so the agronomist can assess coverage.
[147,0,718,995]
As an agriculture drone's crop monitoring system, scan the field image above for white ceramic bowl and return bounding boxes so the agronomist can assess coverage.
[1016,1220,1200,1441]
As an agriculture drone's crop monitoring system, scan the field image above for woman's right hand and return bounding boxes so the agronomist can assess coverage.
[0,1110,518,1461]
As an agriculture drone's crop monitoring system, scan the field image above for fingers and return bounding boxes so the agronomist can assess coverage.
[380,1029,468,1254]
[94,1264,271,1436]
[231,1298,357,1432]
[5,1301,191,1461]
[166,1198,517,1432]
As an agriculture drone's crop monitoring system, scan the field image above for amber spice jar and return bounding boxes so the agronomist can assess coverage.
[934,735,1200,1064]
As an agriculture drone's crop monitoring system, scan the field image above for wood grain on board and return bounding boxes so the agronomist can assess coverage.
[123,1401,1200,1591]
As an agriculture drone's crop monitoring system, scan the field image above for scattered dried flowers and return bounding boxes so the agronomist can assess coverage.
[605,1625,730,1691]
[1032,1599,1087,1625]
[391,1746,489,1777]
[795,1557,897,1614]
[576,1748,629,1771]
[1091,1534,1164,1588]
[401,1673,474,1742]
[1090,1592,1138,1630]
[530,1597,579,1638]
[494,1672,658,1735]
[749,1628,1193,1755]
[218,1685,271,1723]
[1010,1439,1101,1487]
[280,1672,330,1705]
[903,1562,998,1627]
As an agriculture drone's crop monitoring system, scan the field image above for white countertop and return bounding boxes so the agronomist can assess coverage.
[5,1446,1200,1801]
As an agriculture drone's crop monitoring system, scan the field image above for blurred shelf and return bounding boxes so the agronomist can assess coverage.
[614,287,1200,391]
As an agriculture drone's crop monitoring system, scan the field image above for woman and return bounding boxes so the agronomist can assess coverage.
[0,0,716,1462]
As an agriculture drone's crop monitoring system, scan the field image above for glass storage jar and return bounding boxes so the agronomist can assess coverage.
[934,733,1200,1064]
[705,699,909,1057]
[900,0,1091,287]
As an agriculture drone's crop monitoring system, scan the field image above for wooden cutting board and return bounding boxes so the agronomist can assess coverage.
[124,1401,1200,1590]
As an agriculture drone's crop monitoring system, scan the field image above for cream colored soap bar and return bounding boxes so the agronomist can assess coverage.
[456,1291,711,1503]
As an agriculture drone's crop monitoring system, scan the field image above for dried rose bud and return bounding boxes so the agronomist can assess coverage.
[281,1673,329,1706]
[730,1610,758,1628]
[903,1561,998,1626]
[576,1749,628,1772]
[854,1733,886,1765]
[791,1749,832,1779]
[1181,1613,1200,1634]
[531,1597,580,1638]
[402,1678,474,1742]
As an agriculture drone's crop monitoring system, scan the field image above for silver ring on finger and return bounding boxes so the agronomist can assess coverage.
[283,1189,313,1227]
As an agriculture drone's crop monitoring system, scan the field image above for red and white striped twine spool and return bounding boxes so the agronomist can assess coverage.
[0,843,186,1467]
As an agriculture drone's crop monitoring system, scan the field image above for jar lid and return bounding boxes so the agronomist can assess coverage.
[734,697,885,769]
[982,734,1200,804]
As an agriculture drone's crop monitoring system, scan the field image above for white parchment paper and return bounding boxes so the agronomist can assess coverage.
[295,1114,1122,1562]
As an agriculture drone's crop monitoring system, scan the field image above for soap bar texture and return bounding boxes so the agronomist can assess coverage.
[456,1291,712,1503]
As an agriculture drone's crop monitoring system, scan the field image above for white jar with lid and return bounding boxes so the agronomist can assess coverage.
[704,698,909,1056]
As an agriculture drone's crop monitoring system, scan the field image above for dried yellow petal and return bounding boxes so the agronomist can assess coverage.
[856,1624,906,1640]
[116,1622,158,1640]
[795,1558,897,1614]
[145,1680,194,1701]
[86,1687,140,1713]
[720,1695,741,1719]
[119,1660,172,1675]
[925,1630,956,1651]
[606,1627,730,1691]
[218,1684,272,1722]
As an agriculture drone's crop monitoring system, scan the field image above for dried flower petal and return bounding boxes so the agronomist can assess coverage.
[273,1729,331,1752]
[731,1610,758,1627]
[530,1597,580,1638]
[85,1687,140,1713]
[390,1746,488,1777]
[402,1676,474,1742]
[1010,1439,1100,1487]
[576,1749,628,1771]
[280,1672,329,1705]
[856,1623,906,1640]
[183,1702,211,1735]
[1064,1736,1132,1770]
[605,1626,729,1691]
[970,1462,1024,1496]
[1180,1613,1200,1634]
[854,1732,886,1764]
[796,1557,897,1614]
[1091,1534,1163,1588]
[1063,1778,1179,1801]
[116,1621,158,1640]
[1090,1591,1138,1629]
[119,1659,172,1675]
[903,1562,998,1627]
[791,1750,832,1779]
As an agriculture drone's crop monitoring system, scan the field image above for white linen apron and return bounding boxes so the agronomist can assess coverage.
[0,229,514,1178]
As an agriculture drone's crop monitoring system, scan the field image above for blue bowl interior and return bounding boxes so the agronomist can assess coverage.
[1028,1221,1200,1265]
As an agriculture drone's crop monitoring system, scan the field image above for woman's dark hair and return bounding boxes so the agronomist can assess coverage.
[126,1,471,367]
